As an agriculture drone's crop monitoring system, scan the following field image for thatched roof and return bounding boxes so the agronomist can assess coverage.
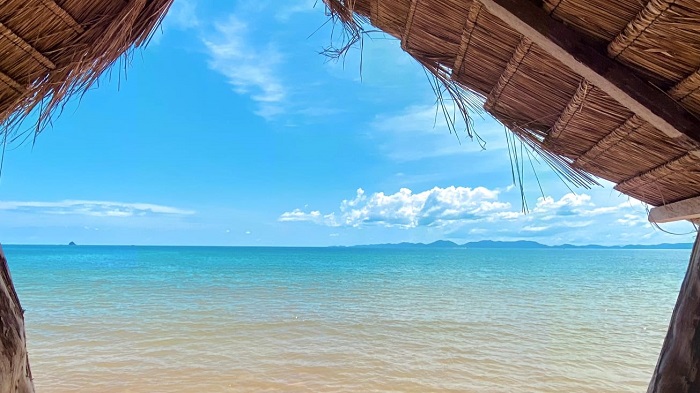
[324,0,700,209]
[0,0,172,142]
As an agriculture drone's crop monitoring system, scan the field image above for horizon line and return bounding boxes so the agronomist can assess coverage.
[0,240,694,249]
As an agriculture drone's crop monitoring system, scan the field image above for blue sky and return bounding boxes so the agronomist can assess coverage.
[0,0,695,246]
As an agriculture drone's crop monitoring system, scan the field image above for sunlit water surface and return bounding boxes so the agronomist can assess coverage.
[4,246,688,392]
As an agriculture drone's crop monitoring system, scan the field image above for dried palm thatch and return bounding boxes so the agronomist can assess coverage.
[543,0,645,42]
[0,0,173,146]
[322,0,700,209]
[609,0,700,87]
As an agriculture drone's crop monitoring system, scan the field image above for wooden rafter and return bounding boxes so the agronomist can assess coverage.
[477,0,700,142]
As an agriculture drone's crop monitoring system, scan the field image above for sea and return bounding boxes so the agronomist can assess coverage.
[2,245,690,392]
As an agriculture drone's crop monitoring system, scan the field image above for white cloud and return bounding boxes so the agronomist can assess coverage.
[617,214,648,227]
[280,186,511,229]
[534,194,592,211]
[523,225,549,232]
[279,209,339,226]
[0,200,194,218]
[279,188,652,231]
[277,186,695,245]
[203,16,285,118]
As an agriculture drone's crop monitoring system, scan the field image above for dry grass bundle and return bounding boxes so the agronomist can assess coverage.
[505,122,599,190]
[596,124,696,179]
[320,0,368,60]
[0,0,173,144]
[577,119,698,183]
[669,70,700,117]
[402,0,472,66]
[615,150,700,205]
[372,0,412,39]
[546,85,634,159]
[609,0,700,86]
[543,0,645,41]
[484,40,581,134]
[452,2,521,97]
[574,116,645,176]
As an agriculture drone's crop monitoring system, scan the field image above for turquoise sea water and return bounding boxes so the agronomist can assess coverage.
[2,245,690,392]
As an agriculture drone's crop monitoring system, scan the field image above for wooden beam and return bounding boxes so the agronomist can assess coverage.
[647,231,700,393]
[477,0,700,141]
[649,196,700,223]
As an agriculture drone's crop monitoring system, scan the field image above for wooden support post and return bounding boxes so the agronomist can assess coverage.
[0,245,33,393]
[647,231,700,393]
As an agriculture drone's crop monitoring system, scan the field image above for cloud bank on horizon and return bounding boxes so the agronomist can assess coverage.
[278,185,690,245]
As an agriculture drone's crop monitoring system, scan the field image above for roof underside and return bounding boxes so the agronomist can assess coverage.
[327,0,700,208]
[0,0,172,140]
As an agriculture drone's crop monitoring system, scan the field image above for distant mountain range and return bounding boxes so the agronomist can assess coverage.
[348,240,693,250]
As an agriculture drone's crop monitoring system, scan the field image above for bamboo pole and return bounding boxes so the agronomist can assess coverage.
[0,245,33,393]
[647,231,700,392]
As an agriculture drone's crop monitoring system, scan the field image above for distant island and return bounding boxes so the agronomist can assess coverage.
[347,240,693,250]
[68,241,76,246]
